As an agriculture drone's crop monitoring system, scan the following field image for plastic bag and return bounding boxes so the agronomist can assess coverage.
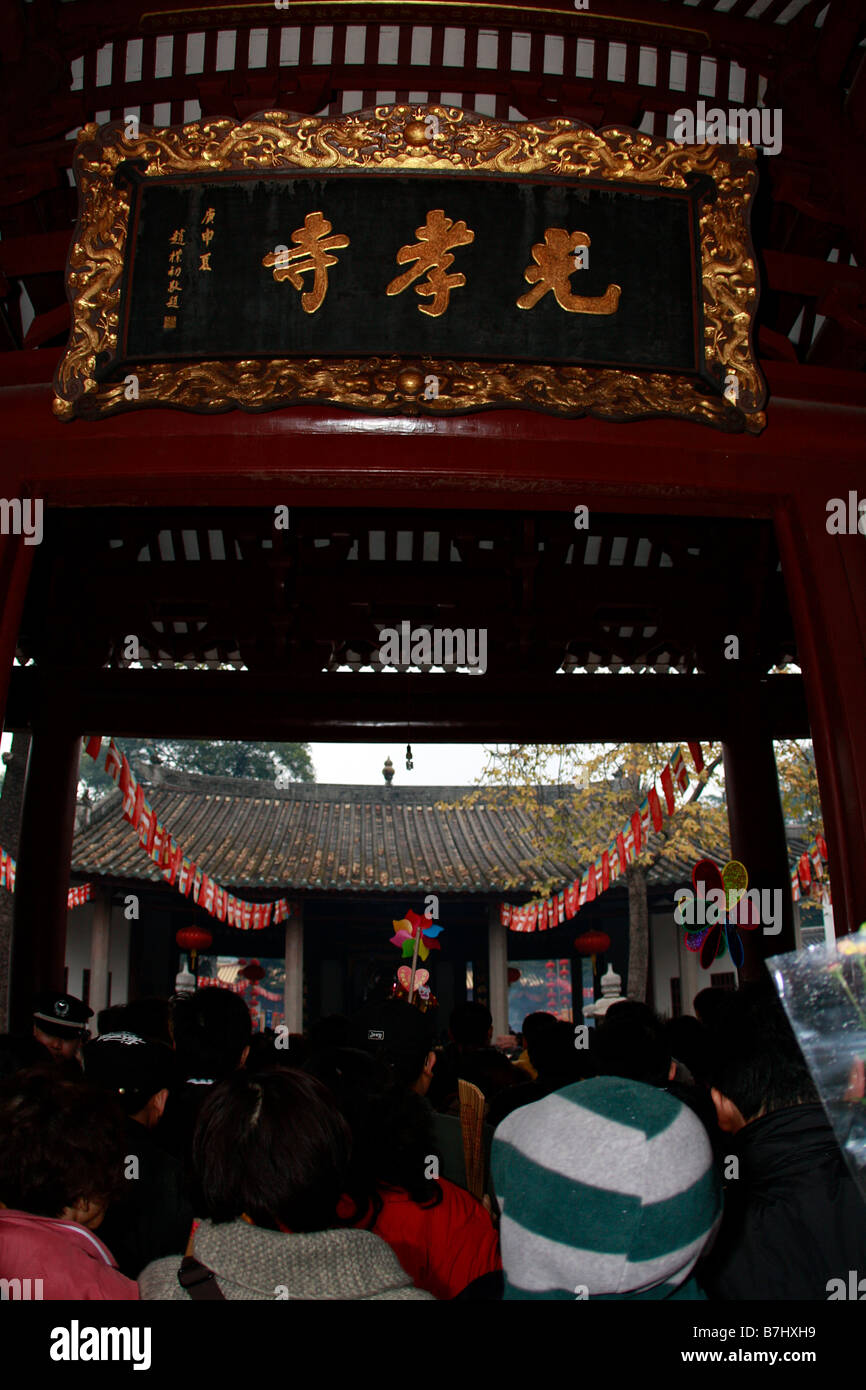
[769,924,866,1206]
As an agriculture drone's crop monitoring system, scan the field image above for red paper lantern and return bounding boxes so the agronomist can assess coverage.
[240,959,266,982]
[176,926,213,954]
[574,929,611,956]
[176,925,213,974]
[507,967,521,985]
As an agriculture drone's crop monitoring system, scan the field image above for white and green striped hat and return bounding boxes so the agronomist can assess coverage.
[492,1077,721,1300]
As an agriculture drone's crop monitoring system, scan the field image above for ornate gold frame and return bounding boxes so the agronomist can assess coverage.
[54,106,766,432]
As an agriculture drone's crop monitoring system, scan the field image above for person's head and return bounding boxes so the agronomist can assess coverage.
[529,1019,594,1084]
[349,1000,437,1092]
[244,1028,306,1074]
[0,1069,127,1228]
[450,1001,493,1049]
[706,980,818,1133]
[83,1032,177,1126]
[594,1000,674,1088]
[492,1076,721,1299]
[305,1047,442,1217]
[172,988,252,1082]
[193,1069,351,1232]
[98,997,174,1048]
[31,991,93,1062]
[522,1012,557,1052]
[310,1015,350,1053]
[693,986,735,1031]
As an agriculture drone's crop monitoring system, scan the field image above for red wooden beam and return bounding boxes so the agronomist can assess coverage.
[0,365,862,513]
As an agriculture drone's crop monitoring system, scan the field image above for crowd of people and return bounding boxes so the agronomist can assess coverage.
[1,975,864,1300]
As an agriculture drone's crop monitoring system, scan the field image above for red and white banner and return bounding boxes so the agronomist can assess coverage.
[502,743,699,932]
[0,848,90,909]
[81,737,292,930]
[500,740,829,931]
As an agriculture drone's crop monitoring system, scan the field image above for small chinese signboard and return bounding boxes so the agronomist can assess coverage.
[54,107,765,432]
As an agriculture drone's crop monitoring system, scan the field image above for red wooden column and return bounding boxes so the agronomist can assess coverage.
[722,698,797,979]
[0,526,35,732]
[775,491,866,938]
[9,721,81,1031]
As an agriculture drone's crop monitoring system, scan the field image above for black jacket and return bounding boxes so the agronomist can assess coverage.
[97,1116,194,1279]
[700,1103,866,1301]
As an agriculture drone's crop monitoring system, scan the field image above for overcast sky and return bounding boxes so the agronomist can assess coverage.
[309,742,489,786]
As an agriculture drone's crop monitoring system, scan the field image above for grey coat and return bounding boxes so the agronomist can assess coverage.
[138,1218,434,1300]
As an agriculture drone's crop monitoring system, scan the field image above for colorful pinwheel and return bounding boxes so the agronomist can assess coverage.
[683,858,760,969]
[390,908,443,961]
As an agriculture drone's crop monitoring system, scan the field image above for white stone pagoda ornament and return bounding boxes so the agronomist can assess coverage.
[584,965,624,1019]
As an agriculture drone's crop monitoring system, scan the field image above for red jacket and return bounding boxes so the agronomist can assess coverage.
[0,1209,139,1300]
[339,1179,501,1300]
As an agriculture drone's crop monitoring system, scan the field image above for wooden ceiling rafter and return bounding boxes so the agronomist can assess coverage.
[13,506,799,693]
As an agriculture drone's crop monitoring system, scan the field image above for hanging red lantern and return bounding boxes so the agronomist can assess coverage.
[240,959,266,983]
[507,967,521,985]
[574,929,611,956]
[176,925,213,973]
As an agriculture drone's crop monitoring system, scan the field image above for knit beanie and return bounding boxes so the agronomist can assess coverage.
[491,1076,721,1300]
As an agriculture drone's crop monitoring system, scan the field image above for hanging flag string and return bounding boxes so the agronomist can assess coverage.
[0,850,91,909]
[499,744,828,932]
[82,737,291,930]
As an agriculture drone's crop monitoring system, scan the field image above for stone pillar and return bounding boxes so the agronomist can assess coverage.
[722,700,795,979]
[487,899,509,1040]
[284,901,303,1034]
[89,887,111,1017]
[10,724,81,1031]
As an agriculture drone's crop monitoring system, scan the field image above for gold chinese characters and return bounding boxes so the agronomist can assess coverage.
[386,210,474,318]
[518,230,621,315]
[262,212,351,314]
[264,211,622,318]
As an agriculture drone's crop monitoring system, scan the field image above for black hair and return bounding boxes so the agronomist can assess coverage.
[243,1029,300,1074]
[304,1047,443,1225]
[529,1018,595,1083]
[172,989,252,1081]
[693,986,736,1030]
[450,1001,492,1048]
[310,1015,351,1052]
[0,1069,127,1216]
[194,1069,351,1232]
[664,1015,714,1086]
[521,1012,557,1048]
[594,1001,672,1088]
[349,1001,435,1087]
[706,980,818,1120]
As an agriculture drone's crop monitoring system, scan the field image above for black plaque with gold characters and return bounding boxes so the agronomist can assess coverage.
[54,107,766,432]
